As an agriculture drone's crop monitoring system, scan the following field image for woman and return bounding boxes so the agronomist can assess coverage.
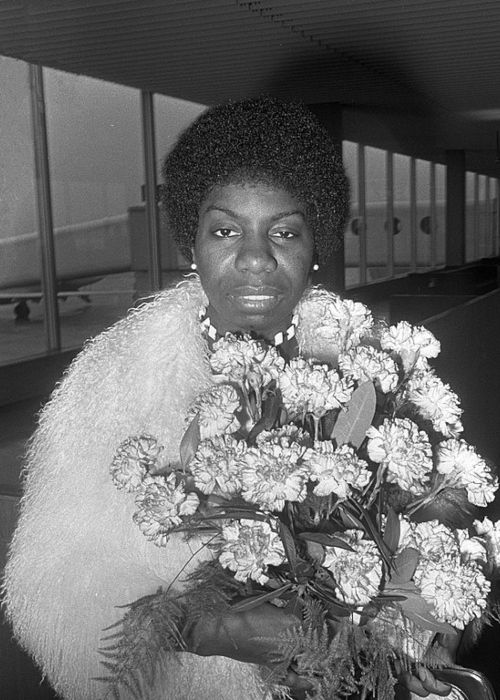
[3,97,452,699]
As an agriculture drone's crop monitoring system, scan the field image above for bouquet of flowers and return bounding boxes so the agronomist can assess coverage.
[101,292,500,699]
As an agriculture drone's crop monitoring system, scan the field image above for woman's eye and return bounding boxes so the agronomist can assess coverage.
[271,229,296,240]
[213,228,239,238]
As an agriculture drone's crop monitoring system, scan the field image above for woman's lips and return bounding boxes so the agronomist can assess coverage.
[228,287,282,312]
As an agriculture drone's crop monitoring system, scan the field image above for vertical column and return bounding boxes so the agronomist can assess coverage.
[358,145,367,285]
[385,151,394,278]
[445,149,466,266]
[307,103,345,293]
[29,64,60,351]
[141,91,162,292]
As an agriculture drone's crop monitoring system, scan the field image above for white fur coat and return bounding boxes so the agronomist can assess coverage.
[3,277,332,700]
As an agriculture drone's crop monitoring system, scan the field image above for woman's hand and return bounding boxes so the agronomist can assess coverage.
[184,603,313,696]
[395,631,460,698]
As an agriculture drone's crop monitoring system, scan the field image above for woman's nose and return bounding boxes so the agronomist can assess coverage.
[235,234,277,274]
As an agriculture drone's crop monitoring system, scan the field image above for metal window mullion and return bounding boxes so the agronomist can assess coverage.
[141,91,162,292]
[486,177,493,256]
[496,179,500,256]
[357,144,367,285]
[385,151,394,279]
[29,64,60,351]
[473,173,480,260]
[430,162,437,268]
[410,157,417,273]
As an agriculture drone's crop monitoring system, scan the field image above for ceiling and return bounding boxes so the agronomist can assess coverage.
[1,0,500,174]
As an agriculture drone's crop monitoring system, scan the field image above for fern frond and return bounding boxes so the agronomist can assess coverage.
[96,590,186,699]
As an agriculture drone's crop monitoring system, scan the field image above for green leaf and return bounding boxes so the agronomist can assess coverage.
[395,589,456,634]
[230,583,293,611]
[298,531,354,550]
[194,509,269,523]
[179,413,200,469]
[382,507,400,554]
[331,381,376,448]
[247,383,282,445]
[279,520,298,576]
[389,547,420,585]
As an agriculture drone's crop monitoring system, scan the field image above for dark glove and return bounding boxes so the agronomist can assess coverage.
[184,602,313,695]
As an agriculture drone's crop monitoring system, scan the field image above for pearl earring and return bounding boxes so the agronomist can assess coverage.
[312,262,319,271]
[190,262,197,271]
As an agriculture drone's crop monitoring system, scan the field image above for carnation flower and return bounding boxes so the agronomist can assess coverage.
[338,345,399,394]
[209,334,284,390]
[436,439,498,507]
[474,517,500,568]
[303,441,371,498]
[323,530,382,606]
[414,558,490,629]
[366,417,433,494]
[187,384,241,440]
[279,357,354,420]
[380,321,440,371]
[218,519,286,584]
[297,290,374,360]
[110,434,163,492]
[256,424,311,448]
[405,368,463,438]
[190,434,247,497]
[133,474,200,546]
[240,437,309,511]
[399,519,462,563]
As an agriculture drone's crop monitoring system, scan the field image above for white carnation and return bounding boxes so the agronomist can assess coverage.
[414,558,490,629]
[240,437,309,511]
[190,434,247,497]
[303,441,371,498]
[187,384,241,440]
[296,289,373,359]
[380,321,440,371]
[436,439,498,507]
[279,357,354,420]
[323,530,382,606]
[133,474,200,547]
[110,434,163,492]
[366,417,433,494]
[338,345,399,394]
[218,519,285,584]
[399,519,454,556]
[210,334,285,390]
[405,368,463,438]
[474,517,500,568]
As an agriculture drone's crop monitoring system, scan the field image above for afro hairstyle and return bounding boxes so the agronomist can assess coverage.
[161,96,349,262]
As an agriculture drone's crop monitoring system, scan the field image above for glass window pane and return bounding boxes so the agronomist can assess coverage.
[416,159,431,271]
[154,94,206,278]
[342,140,360,287]
[465,171,476,262]
[0,56,44,364]
[435,164,446,266]
[478,175,488,258]
[365,146,387,281]
[44,69,144,350]
[393,153,411,275]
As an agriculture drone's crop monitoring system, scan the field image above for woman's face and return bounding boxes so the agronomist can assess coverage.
[194,181,314,340]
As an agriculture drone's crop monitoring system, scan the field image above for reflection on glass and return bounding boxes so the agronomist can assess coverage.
[435,164,446,267]
[465,171,476,262]
[365,146,387,281]
[393,153,411,275]
[0,57,42,364]
[342,141,360,287]
[154,94,206,278]
[416,159,431,270]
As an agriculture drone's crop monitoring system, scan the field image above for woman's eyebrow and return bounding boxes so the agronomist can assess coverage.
[203,205,305,221]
